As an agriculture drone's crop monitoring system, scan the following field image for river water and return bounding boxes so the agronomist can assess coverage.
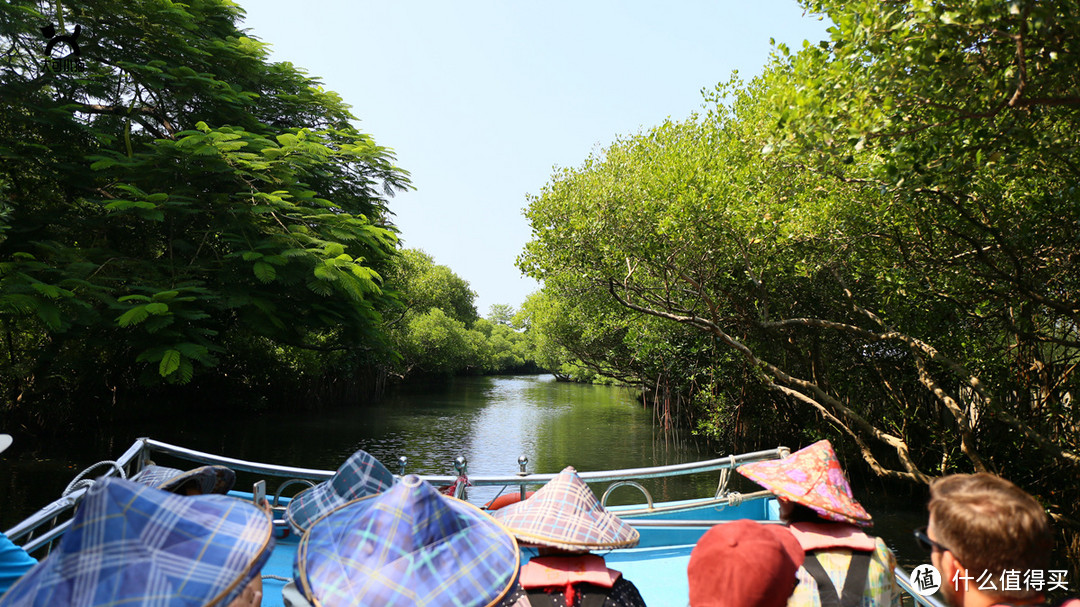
[0,374,930,568]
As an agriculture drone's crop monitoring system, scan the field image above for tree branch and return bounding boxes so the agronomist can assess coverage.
[607,278,930,482]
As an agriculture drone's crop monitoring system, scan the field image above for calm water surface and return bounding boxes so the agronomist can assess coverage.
[1,375,718,525]
[0,374,930,568]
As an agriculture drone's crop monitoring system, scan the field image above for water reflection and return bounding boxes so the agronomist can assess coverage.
[0,374,723,527]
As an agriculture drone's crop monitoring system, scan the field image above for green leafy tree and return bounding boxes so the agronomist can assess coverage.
[516,293,576,380]
[383,249,479,377]
[516,284,638,384]
[486,303,516,327]
[474,304,540,374]
[398,308,477,377]
[0,0,408,417]
[384,249,478,327]
[519,0,1080,556]
[382,252,541,377]
[756,0,1080,489]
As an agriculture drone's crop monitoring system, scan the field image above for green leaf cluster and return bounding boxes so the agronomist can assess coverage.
[0,0,409,413]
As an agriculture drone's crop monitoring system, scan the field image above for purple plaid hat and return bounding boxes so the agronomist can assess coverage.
[285,449,396,535]
[131,464,236,495]
[493,466,639,552]
[0,477,274,607]
[295,475,519,607]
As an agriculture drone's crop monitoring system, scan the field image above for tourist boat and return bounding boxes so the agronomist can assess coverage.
[4,437,942,607]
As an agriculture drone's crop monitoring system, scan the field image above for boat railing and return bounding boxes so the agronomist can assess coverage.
[139,438,336,481]
[143,438,790,505]
[445,447,791,486]
[6,437,788,554]
[141,438,790,485]
[5,439,148,554]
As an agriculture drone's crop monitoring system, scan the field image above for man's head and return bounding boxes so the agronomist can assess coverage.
[928,473,1052,605]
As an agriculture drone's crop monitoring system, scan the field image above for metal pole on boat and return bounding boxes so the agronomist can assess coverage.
[398,456,408,476]
[517,455,528,500]
[453,456,468,500]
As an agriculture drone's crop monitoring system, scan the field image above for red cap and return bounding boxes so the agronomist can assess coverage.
[688,520,805,607]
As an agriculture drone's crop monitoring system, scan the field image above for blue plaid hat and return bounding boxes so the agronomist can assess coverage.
[0,477,274,607]
[295,475,520,607]
[131,464,236,495]
[285,449,395,535]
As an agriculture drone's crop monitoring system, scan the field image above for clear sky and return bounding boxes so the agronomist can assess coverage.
[239,1,831,316]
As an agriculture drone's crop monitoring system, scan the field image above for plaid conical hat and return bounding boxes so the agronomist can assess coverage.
[295,475,519,607]
[131,464,236,495]
[492,466,640,552]
[737,440,872,527]
[0,477,274,607]
[285,449,396,535]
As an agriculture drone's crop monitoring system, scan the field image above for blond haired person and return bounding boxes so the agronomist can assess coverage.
[919,473,1077,607]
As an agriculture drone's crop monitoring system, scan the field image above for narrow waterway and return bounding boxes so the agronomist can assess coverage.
[0,374,931,569]
[1,375,714,526]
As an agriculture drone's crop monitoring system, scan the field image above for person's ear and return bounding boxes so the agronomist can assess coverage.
[938,550,966,595]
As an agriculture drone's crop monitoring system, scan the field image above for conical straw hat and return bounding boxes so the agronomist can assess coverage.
[493,466,640,552]
[295,475,519,607]
[737,440,872,527]
[0,477,273,607]
[286,448,396,535]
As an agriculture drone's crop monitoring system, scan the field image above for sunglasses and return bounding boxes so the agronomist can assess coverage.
[913,526,951,554]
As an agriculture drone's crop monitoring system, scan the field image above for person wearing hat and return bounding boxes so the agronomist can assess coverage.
[738,440,901,607]
[284,448,396,537]
[687,519,805,607]
[283,474,522,607]
[492,466,646,607]
[0,435,37,598]
[0,476,274,607]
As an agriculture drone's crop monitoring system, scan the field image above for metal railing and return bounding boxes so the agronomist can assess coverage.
[5,439,147,551]
[6,438,787,551]
[442,447,791,487]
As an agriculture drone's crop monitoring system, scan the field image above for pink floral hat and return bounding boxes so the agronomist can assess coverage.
[737,440,872,527]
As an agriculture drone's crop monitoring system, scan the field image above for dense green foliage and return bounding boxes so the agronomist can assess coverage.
[0,0,411,419]
[0,1,546,421]
[520,0,1080,538]
[386,249,540,378]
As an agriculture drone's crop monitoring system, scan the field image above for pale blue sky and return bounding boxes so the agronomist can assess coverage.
[239,2,831,315]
